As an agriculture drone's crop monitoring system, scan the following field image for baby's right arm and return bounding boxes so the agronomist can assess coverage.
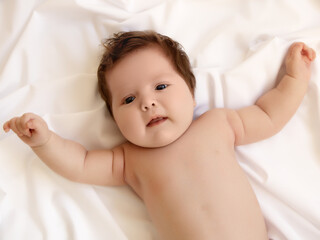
[3,113,125,186]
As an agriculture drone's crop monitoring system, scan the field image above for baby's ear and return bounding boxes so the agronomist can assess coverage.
[193,98,196,108]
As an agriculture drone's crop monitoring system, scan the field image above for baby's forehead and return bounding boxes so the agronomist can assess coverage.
[125,45,171,63]
[108,46,175,79]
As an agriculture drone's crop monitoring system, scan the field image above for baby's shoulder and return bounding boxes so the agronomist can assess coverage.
[196,108,231,123]
[194,108,236,139]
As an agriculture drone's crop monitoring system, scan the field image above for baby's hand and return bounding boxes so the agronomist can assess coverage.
[3,113,52,148]
[285,42,316,82]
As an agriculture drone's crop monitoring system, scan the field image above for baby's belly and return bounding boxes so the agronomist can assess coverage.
[133,154,268,240]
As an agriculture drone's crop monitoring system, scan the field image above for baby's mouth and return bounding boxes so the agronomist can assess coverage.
[147,117,168,127]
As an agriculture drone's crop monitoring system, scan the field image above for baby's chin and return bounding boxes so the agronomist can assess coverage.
[130,136,178,148]
[141,141,175,148]
[128,130,185,148]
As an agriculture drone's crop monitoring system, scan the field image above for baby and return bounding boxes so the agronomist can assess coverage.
[3,31,316,240]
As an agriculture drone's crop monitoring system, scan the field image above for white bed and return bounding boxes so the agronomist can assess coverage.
[0,0,320,239]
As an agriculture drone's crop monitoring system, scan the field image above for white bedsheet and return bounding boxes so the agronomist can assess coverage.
[1,0,320,239]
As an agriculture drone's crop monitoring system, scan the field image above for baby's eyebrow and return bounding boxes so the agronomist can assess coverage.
[152,72,174,81]
[116,91,131,102]
[154,74,173,84]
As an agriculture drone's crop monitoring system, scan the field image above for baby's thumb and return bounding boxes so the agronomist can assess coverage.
[26,119,35,130]
[25,118,42,137]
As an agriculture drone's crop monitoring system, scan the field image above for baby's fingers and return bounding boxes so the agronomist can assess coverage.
[3,114,35,137]
[289,42,316,64]
[3,121,10,132]
[16,117,32,138]
[4,117,24,137]
[3,113,50,147]
[20,113,37,137]
[302,46,316,61]
[289,42,304,55]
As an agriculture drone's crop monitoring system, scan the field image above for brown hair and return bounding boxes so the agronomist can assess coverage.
[97,30,196,117]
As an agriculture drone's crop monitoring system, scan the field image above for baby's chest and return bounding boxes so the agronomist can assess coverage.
[124,138,235,198]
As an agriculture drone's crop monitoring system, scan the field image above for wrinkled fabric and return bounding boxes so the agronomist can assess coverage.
[0,0,320,239]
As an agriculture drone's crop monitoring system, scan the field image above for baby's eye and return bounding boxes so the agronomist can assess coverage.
[156,84,168,90]
[124,96,135,104]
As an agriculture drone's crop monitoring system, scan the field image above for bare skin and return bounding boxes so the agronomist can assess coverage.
[3,42,316,240]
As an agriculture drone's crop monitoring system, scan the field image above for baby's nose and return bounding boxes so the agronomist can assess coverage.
[141,100,156,111]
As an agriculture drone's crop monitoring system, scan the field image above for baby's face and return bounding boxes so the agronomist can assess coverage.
[106,46,195,148]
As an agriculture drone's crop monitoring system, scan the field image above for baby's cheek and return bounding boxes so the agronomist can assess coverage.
[121,119,142,142]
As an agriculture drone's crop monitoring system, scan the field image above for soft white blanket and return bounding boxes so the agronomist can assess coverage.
[0,0,319,239]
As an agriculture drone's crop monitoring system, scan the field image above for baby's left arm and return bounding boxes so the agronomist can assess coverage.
[227,42,316,146]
